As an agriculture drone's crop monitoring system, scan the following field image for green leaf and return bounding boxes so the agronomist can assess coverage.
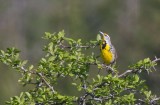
[72,83,77,86]
[97,75,101,80]
[97,34,101,41]
[29,65,34,70]
[48,56,55,61]
[97,64,103,69]
[144,58,150,63]
[58,30,65,38]
[77,39,81,43]
[44,32,52,39]
[25,92,32,99]
[41,58,46,63]
[144,91,151,98]
[0,50,5,55]
[134,75,139,83]
[21,60,28,66]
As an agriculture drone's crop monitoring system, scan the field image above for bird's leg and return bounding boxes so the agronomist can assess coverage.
[105,64,115,75]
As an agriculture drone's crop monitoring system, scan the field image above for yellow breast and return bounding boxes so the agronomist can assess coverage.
[100,44,113,65]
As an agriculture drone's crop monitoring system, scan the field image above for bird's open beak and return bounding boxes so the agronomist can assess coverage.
[99,31,104,35]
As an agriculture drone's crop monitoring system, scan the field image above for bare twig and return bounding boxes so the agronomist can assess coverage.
[137,99,145,104]
[37,72,55,93]
[137,97,160,105]
[118,70,133,78]
[150,97,160,104]
[21,66,27,72]
[152,57,160,63]
[61,44,90,49]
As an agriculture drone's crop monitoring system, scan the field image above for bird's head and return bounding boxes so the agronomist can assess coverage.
[99,31,111,45]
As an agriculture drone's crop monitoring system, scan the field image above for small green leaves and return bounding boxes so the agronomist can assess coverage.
[57,30,65,38]
[144,91,152,99]
[72,82,77,86]
[1,31,160,104]
[44,32,53,39]
[5,92,31,105]
[115,93,136,104]
[129,58,156,74]
[0,47,28,71]
[96,34,101,41]
[134,74,139,83]
[29,65,34,70]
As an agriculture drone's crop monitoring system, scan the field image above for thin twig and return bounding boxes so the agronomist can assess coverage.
[152,57,160,63]
[118,70,133,78]
[61,44,90,49]
[21,66,27,72]
[150,97,160,104]
[37,72,55,93]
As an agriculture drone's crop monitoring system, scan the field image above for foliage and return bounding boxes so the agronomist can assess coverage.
[0,31,160,105]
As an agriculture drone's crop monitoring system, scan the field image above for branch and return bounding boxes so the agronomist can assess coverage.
[152,57,160,63]
[118,70,133,78]
[61,45,90,49]
[150,97,160,104]
[37,72,55,93]
[118,57,160,78]
[21,66,27,72]
[87,62,116,74]
[20,66,55,93]
[137,97,160,105]
[93,82,107,90]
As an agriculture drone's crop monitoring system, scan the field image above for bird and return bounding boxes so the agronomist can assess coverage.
[99,31,117,65]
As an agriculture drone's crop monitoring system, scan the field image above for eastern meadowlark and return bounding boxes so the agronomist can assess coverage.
[99,31,117,65]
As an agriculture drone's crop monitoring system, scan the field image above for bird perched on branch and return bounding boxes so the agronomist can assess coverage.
[99,31,117,65]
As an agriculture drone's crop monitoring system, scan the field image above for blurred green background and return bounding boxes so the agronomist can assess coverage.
[0,0,160,104]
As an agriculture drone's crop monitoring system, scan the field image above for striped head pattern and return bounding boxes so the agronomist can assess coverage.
[99,31,112,46]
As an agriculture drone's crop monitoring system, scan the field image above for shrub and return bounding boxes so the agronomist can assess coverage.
[0,31,160,105]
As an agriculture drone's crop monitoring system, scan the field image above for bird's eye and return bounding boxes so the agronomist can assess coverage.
[104,33,107,36]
